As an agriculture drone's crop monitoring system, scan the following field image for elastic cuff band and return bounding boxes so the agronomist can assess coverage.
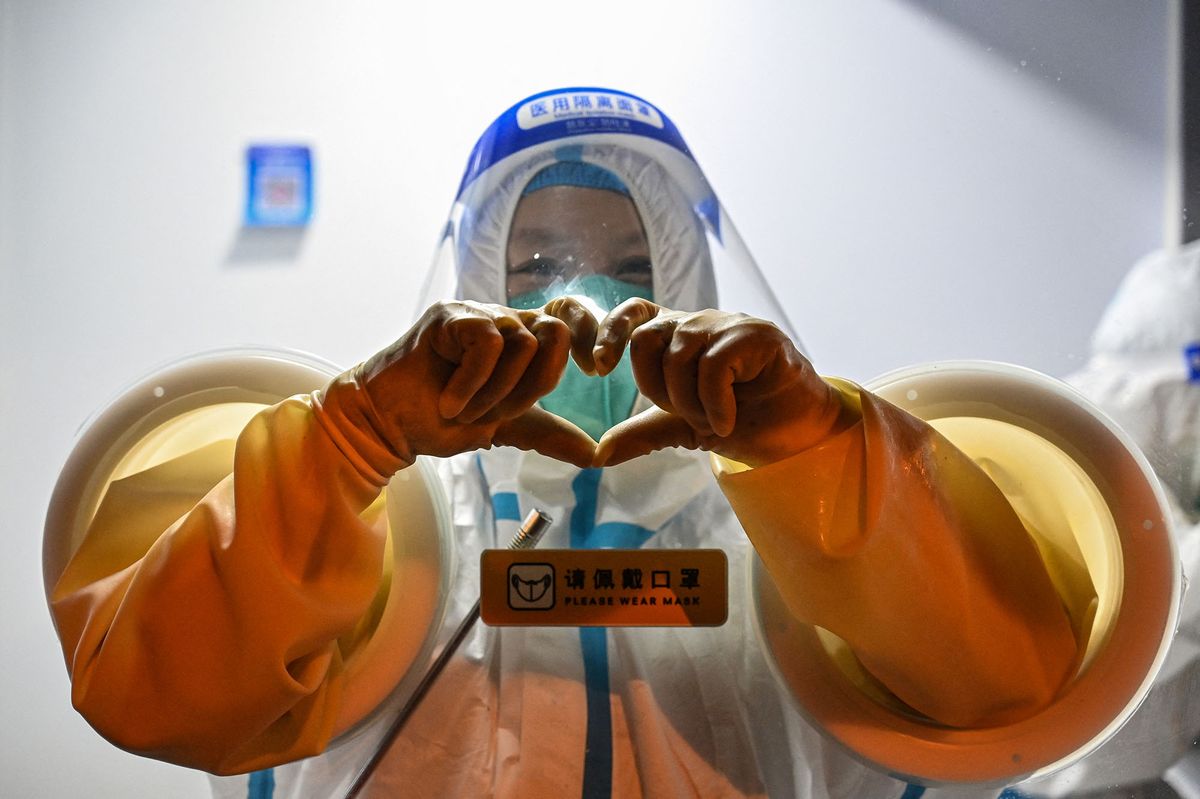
[312,370,412,486]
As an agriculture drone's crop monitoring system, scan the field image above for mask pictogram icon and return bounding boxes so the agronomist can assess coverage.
[512,573,551,603]
[507,563,555,610]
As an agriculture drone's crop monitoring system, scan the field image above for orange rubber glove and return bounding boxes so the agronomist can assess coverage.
[590,299,1078,727]
[590,300,852,467]
[358,299,598,467]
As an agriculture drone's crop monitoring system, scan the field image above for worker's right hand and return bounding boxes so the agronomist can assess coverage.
[354,300,598,468]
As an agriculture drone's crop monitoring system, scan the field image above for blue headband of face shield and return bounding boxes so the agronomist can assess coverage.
[454,87,695,201]
[520,158,631,197]
[509,159,651,442]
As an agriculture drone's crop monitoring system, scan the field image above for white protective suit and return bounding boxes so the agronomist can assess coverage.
[1018,242,1200,798]
[48,87,1087,799]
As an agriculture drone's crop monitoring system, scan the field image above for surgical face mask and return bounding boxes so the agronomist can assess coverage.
[510,274,653,442]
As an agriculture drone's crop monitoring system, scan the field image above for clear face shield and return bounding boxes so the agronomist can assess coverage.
[416,88,801,440]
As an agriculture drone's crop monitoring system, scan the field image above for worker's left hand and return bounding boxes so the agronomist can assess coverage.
[590,300,854,467]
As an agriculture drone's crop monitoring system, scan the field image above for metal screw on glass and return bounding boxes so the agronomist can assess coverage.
[343,508,553,798]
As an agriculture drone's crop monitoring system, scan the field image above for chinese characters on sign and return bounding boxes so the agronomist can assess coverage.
[482,549,727,627]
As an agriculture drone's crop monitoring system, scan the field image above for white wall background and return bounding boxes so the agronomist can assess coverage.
[0,1,1169,796]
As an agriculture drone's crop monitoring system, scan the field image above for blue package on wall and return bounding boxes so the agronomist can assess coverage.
[245,145,313,227]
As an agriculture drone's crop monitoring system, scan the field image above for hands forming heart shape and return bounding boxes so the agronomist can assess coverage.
[358,298,853,471]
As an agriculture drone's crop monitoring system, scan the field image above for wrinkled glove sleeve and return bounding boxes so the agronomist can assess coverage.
[50,371,409,775]
[715,378,1078,728]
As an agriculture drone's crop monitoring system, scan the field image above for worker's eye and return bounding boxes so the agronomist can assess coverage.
[510,257,565,279]
[615,257,652,286]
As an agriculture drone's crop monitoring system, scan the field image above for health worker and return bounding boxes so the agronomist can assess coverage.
[50,88,1079,799]
[1019,241,1200,798]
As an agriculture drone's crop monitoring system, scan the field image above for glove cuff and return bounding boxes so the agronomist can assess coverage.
[312,368,414,485]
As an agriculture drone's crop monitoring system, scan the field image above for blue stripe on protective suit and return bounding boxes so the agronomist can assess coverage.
[1186,342,1200,382]
[578,626,612,799]
[491,491,522,522]
[246,768,274,799]
[570,468,655,799]
[899,784,925,799]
